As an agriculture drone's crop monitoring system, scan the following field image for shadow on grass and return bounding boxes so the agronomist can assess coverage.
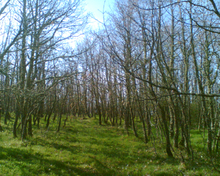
[0,146,104,176]
[30,128,150,165]
[1,119,219,176]
[30,124,181,167]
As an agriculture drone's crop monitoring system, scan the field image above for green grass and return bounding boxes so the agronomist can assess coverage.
[0,117,220,176]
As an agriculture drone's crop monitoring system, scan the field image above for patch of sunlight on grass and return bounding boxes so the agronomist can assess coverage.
[0,117,220,175]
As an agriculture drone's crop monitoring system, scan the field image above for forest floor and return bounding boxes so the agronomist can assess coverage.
[0,117,220,176]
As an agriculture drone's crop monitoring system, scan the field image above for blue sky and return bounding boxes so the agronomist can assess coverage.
[84,0,115,29]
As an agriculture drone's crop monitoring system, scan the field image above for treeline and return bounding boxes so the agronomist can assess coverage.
[0,0,220,159]
[0,0,87,138]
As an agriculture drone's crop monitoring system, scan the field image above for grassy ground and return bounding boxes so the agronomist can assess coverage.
[0,117,219,176]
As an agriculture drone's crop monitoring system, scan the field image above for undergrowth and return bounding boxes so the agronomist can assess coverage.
[0,117,219,175]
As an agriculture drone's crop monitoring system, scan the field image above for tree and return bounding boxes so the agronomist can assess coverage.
[0,0,87,139]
